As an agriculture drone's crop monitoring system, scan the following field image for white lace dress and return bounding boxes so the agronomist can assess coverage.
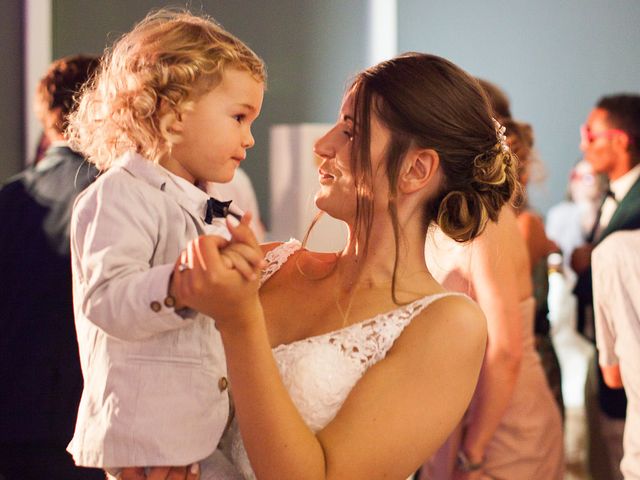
[227,239,458,479]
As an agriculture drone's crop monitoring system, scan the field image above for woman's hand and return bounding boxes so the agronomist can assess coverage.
[119,464,199,480]
[170,214,264,329]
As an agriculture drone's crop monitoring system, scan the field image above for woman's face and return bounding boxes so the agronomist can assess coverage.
[312,90,390,223]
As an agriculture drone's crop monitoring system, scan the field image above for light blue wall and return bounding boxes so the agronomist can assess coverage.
[52,0,369,227]
[398,0,640,214]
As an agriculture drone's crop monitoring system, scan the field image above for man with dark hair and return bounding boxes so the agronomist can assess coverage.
[0,55,103,479]
[572,93,640,480]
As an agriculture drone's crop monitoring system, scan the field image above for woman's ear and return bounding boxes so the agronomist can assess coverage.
[398,148,440,194]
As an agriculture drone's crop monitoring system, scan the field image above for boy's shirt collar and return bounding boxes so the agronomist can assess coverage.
[115,151,233,237]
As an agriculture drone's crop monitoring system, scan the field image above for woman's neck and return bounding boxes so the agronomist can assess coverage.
[337,217,432,294]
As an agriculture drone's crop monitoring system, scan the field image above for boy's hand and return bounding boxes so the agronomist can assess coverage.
[220,213,265,281]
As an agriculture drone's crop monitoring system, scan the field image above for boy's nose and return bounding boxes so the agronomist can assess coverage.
[243,130,255,149]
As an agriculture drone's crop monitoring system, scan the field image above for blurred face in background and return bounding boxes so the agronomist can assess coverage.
[580,108,629,179]
[569,159,605,203]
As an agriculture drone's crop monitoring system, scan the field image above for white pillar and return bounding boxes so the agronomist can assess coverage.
[24,0,52,165]
[367,0,397,67]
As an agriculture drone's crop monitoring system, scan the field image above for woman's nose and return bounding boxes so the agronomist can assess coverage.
[313,129,337,160]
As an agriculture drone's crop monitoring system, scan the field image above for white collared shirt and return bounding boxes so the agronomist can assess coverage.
[593,230,640,478]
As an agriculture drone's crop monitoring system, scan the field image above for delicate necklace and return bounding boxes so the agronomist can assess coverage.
[295,250,357,327]
[335,276,358,327]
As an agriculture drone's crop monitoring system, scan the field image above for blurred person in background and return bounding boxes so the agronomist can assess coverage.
[546,159,608,289]
[0,54,102,479]
[572,94,640,480]
[420,80,564,479]
[593,230,640,480]
[504,118,564,418]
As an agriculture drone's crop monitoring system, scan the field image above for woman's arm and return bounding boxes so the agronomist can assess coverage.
[178,228,487,479]
[458,210,526,470]
[227,298,485,480]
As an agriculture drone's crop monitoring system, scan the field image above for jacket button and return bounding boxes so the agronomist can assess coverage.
[218,376,229,392]
[150,301,162,312]
[163,295,176,308]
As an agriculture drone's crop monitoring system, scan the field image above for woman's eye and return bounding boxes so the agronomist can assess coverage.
[343,130,353,141]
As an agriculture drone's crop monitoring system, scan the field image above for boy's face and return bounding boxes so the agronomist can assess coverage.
[163,68,264,184]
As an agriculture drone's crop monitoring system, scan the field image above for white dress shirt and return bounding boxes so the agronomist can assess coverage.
[68,151,232,468]
[593,230,640,479]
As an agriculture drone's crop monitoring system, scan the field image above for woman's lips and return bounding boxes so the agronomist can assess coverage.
[318,170,335,184]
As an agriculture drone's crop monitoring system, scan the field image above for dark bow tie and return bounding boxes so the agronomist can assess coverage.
[205,197,241,224]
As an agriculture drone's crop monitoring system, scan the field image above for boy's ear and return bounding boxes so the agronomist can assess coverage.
[158,97,184,136]
[165,112,184,134]
[398,148,440,194]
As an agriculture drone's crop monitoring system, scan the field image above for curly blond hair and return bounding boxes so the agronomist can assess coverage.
[67,9,266,170]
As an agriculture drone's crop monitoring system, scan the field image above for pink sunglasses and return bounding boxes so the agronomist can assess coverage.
[580,125,629,145]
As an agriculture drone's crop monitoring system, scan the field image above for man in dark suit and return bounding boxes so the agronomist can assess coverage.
[572,94,640,480]
[0,55,103,480]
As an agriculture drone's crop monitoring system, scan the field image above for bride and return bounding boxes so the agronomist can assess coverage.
[127,52,518,480]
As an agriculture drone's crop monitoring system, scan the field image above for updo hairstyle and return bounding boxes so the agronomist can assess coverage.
[349,52,518,248]
[67,9,266,170]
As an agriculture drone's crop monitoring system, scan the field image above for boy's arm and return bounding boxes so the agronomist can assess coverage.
[72,184,195,341]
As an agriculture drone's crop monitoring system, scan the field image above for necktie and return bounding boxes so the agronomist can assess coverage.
[204,198,242,224]
[587,189,617,243]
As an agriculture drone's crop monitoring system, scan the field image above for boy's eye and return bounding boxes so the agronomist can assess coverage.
[234,114,245,123]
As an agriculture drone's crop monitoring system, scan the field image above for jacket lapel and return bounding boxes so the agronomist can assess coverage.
[116,152,205,227]
[598,175,640,243]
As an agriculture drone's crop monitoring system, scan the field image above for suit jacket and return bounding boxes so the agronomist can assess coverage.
[67,152,231,468]
[0,146,97,444]
[574,173,640,418]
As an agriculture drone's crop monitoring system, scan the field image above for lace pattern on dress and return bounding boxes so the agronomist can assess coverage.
[229,240,467,478]
[260,239,302,286]
[273,292,461,369]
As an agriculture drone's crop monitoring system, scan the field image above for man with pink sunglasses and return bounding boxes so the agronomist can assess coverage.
[572,94,640,480]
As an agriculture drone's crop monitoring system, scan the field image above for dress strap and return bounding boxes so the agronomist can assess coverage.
[359,291,470,367]
[260,239,302,286]
[410,292,468,320]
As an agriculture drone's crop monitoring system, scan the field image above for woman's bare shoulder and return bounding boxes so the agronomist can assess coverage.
[398,293,487,356]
